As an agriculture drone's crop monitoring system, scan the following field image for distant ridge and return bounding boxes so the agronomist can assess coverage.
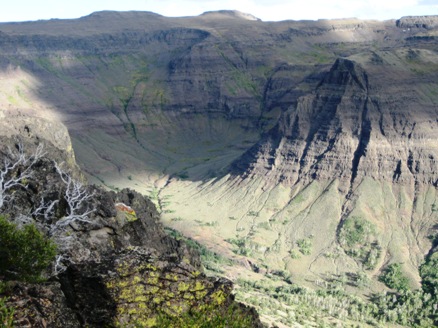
[82,10,164,19]
[396,15,438,28]
[200,10,261,21]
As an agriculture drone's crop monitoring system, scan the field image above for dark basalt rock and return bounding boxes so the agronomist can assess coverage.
[0,138,263,327]
[4,282,80,328]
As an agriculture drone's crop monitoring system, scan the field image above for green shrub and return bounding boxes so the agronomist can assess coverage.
[0,297,14,328]
[354,271,370,289]
[339,216,380,269]
[297,238,312,255]
[339,216,375,247]
[155,303,254,328]
[379,263,410,292]
[289,249,301,259]
[0,216,56,282]
[419,251,438,296]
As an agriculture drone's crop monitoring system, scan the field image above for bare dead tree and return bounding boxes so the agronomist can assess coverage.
[0,142,44,210]
[32,196,59,223]
[52,162,95,231]
[53,254,66,275]
[53,254,73,275]
[0,142,98,278]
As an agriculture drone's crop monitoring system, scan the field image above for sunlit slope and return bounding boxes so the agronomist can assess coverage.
[161,176,437,286]
[159,47,438,290]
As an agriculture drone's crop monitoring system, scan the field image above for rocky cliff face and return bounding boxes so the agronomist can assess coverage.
[0,130,262,327]
[232,56,438,189]
[396,15,438,29]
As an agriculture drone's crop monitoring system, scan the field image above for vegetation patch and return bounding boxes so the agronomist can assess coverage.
[338,216,380,269]
[155,302,255,328]
[0,297,14,328]
[379,263,410,292]
[236,269,438,328]
[0,216,57,282]
[419,251,438,295]
[226,237,252,257]
[297,237,312,255]
[226,236,266,257]
[289,249,301,259]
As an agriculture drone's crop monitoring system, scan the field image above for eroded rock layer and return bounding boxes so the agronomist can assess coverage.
[233,56,438,189]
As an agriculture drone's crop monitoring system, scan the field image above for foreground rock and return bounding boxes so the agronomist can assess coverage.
[0,133,263,327]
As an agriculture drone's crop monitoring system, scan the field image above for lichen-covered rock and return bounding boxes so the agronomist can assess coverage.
[60,248,248,327]
[0,138,263,327]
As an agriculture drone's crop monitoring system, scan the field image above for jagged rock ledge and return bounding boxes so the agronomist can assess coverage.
[0,131,263,327]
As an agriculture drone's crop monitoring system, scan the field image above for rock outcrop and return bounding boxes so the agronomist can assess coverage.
[0,133,263,327]
[232,56,438,189]
[396,15,438,29]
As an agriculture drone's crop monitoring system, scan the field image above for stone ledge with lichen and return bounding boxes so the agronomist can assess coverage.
[62,246,253,327]
[0,146,263,327]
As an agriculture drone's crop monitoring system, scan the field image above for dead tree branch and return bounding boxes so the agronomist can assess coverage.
[52,162,95,231]
[0,142,44,209]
